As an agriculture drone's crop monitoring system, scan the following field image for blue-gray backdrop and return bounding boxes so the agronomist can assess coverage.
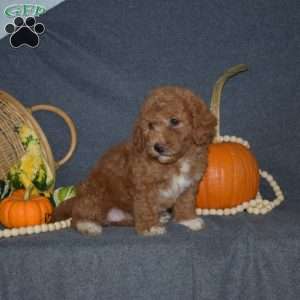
[0,0,298,201]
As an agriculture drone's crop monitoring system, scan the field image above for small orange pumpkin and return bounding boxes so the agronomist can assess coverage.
[197,142,259,209]
[0,189,53,228]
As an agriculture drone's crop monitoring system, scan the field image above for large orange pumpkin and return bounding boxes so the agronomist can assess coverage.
[197,142,259,209]
[0,189,53,228]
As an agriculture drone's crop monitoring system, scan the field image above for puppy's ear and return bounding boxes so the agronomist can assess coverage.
[133,120,145,153]
[188,94,217,145]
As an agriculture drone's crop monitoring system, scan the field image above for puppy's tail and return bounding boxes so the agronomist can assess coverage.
[51,197,76,222]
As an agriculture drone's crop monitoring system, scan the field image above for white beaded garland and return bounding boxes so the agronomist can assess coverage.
[196,135,284,217]
[0,218,72,239]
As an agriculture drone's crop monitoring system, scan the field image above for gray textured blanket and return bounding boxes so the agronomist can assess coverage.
[0,0,299,299]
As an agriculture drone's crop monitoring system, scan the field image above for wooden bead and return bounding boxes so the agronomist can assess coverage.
[196,208,202,215]
[277,195,284,201]
[41,224,48,232]
[223,208,230,215]
[247,207,253,214]
[261,208,268,214]
[262,200,270,206]
[269,202,275,208]
[202,209,209,215]
[260,170,268,177]
[11,228,18,236]
[237,205,244,212]
[4,230,11,238]
[26,226,34,234]
[273,199,281,206]
[19,227,26,235]
[256,202,263,209]
[242,202,249,209]
[230,208,237,215]
[54,222,61,230]
[236,137,243,144]
[266,204,272,211]
[34,226,41,234]
[253,208,259,214]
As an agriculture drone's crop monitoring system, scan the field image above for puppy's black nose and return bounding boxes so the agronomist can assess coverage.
[154,143,165,154]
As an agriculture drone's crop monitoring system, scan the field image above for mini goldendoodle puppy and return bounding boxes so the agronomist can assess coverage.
[52,86,216,236]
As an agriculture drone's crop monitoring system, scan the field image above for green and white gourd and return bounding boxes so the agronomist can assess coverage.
[0,180,11,200]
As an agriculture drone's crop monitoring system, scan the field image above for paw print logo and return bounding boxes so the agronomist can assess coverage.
[5,16,45,48]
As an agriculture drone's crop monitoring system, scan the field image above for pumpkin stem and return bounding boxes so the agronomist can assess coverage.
[210,64,248,139]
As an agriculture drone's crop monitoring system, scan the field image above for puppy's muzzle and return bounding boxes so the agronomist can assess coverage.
[154,143,165,154]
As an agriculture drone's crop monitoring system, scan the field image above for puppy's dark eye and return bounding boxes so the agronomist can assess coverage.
[170,117,180,127]
[148,122,154,130]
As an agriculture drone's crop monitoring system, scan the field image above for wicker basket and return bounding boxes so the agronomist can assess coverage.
[0,90,77,188]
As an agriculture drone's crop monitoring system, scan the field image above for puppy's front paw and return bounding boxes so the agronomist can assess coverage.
[141,226,166,236]
[179,218,205,231]
[160,211,172,224]
[76,220,103,236]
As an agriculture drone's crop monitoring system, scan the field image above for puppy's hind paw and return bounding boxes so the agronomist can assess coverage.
[141,226,166,236]
[179,217,205,231]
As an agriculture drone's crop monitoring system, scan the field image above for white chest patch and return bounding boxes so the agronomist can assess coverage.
[160,160,193,199]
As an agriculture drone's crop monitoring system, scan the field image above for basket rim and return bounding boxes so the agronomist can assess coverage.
[0,90,56,188]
